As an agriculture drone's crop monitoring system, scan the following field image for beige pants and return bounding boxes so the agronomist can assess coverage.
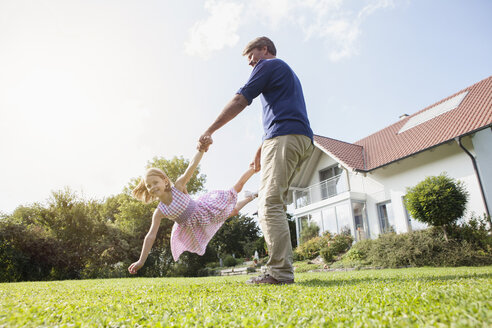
[258,134,314,281]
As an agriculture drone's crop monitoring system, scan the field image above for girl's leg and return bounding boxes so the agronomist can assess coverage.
[228,165,258,217]
[228,192,258,218]
[233,165,256,193]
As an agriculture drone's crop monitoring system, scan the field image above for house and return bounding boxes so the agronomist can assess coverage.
[290,75,492,244]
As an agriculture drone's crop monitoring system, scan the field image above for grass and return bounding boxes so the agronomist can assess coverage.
[1,266,491,327]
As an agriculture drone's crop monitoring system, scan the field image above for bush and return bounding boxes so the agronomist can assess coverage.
[294,232,353,262]
[294,234,330,260]
[223,255,237,267]
[320,233,354,263]
[448,214,491,249]
[80,261,128,279]
[348,224,492,268]
[196,267,217,277]
[205,261,221,269]
[332,240,372,268]
[300,223,320,244]
[405,173,469,240]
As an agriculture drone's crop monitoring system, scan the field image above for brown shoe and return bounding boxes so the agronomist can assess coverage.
[246,274,294,285]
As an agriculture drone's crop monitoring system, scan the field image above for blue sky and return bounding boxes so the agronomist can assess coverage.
[1,0,491,215]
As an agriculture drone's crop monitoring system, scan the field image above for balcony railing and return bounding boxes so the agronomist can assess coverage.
[293,174,348,209]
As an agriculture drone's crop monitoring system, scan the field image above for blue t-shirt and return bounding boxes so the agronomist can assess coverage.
[237,58,313,141]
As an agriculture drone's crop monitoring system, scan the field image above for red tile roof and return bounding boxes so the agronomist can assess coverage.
[314,75,492,172]
[314,136,365,170]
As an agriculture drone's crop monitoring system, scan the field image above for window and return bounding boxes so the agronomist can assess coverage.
[352,202,368,240]
[336,204,352,235]
[321,207,338,234]
[398,91,468,134]
[402,196,428,231]
[310,212,323,234]
[295,190,310,209]
[406,209,428,231]
[319,166,342,200]
[377,202,395,233]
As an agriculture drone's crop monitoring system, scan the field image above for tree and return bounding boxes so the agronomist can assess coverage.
[0,189,110,281]
[404,173,469,241]
[124,155,206,195]
[209,214,260,259]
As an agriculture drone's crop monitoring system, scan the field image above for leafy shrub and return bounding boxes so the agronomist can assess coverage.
[223,255,237,267]
[348,224,492,268]
[448,214,491,249]
[80,261,128,279]
[205,261,221,268]
[235,258,246,266]
[294,234,330,260]
[320,233,354,263]
[332,240,372,268]
[295,232,353,262]
[405,173,469,240]
[196,267,217,277]
[300,223,320,244]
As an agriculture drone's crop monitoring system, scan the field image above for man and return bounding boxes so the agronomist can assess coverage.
[198,36,313,284]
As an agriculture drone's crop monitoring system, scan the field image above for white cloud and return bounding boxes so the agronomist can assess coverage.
[185,0,244,59]
[186,0,395,61]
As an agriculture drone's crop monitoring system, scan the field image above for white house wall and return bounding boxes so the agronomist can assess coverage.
[471,128,492,215]
[307,152,340,186]
[363,138,487,237]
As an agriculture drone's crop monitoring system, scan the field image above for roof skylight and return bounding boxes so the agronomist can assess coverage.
[398,91,468,134]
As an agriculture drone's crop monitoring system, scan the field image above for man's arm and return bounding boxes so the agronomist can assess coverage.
[198,94,249,149]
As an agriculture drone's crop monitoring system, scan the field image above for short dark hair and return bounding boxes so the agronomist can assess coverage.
[242,36,277,56]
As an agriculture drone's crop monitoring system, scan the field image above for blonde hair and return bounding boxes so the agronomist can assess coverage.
[132,168,171,204]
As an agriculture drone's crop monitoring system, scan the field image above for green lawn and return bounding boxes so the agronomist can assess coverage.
[1,266,491,327]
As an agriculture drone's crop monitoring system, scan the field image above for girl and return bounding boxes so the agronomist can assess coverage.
[128,148,257,274]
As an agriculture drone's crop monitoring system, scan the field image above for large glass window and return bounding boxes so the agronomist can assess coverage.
[295,190,310,209]
[406,209,428,231]
[321,207,338,234]
[319,166,342,200]
[402,196,428,231]
[299,215,310,232]
[377,202,395,233]
[310,211,323,233]
[336,204,352,235]
[352,202,367,240]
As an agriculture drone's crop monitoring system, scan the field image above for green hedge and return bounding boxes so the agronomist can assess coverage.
[340,216,492,268]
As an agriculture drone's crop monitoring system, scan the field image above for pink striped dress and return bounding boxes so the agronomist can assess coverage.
[158,186,237,261]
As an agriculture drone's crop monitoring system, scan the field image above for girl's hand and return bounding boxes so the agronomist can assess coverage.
[197,134,213,152]
[128,260,144,274]
[197,141,210,152]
